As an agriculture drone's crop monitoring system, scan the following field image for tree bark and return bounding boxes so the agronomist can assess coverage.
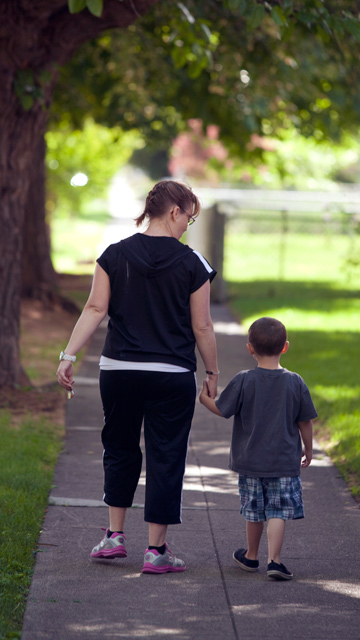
[0,0,160,387]
[21,135,58,300]
[0,101,47,386]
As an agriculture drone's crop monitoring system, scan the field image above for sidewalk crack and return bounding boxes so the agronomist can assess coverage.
[190,441,239,640]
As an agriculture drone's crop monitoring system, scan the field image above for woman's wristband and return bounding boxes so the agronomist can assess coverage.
[59,351,76,363]
[206,370,220,376]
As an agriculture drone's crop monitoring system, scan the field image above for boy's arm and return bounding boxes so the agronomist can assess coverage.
[298,419,313,467]
[199,380,223,417]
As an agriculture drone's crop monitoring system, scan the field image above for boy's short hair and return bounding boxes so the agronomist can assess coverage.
[248,317,287,356]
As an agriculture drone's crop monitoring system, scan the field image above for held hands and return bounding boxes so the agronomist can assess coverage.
[204,374,218,399]
[199,379,210,404]
[199,379,222,417]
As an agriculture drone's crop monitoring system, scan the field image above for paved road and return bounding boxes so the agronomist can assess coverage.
[22,305,360,639]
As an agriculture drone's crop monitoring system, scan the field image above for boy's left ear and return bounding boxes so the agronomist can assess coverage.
[246,342,255,355]
[282,341,290,354]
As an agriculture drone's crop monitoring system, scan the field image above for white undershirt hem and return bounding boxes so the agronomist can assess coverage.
[99,356,190,373]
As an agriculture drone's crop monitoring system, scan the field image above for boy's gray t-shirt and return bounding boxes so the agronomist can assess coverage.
[215,367,317,478]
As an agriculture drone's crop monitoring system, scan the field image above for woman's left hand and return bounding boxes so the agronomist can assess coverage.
[206,375,218,399]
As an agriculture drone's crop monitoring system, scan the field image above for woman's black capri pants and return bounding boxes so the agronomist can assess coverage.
[99,369,197,525]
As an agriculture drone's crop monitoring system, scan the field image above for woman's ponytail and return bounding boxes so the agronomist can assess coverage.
[134,180,200,228]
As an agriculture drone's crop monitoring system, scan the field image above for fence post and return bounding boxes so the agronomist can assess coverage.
[279,209,288,281]
[210,204,227,303]
[190,203,227,303]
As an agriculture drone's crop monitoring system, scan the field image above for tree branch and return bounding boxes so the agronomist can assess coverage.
[47,0,161,66]
[0,0,160,70]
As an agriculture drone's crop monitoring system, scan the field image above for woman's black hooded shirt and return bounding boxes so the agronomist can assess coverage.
[97,233,216,371]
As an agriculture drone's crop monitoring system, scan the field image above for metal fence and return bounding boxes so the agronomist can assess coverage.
[189,187,360,301]
[196,186,360,235]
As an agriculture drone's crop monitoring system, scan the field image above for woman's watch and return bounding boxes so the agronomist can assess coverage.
[59,351,76,363]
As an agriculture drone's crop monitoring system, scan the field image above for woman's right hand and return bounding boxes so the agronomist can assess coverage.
[56,360,74,391]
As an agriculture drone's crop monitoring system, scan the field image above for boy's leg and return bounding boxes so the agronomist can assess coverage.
[267,517,286,564]
[237,476,266,559]
[264,478,299,579]
[246,521,264,560]
[264,476,303,567]
[234,476,266,570]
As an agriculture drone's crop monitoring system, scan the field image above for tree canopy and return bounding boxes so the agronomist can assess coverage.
[55,0,360,154]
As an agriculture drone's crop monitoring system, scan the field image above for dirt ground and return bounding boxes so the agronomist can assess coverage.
[0,274,92,424]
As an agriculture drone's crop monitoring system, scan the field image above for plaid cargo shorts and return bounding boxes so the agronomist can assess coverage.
[238,475,304,522]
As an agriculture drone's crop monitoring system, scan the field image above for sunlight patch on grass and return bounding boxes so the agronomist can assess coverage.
[51,217,106,274]
[319,411,360,488]
[238,306,360,332]
[314,385,360,401]
[224,230,360,287]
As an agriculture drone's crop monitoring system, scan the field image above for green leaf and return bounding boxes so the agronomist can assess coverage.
[68,0,87,14]
[247,4,266,30]
[271,6,288,27]
[87,0,103,17]
[226,0,248,13]
[297,11,314,27]
[171,46,188,69]
[187,57,207,78]
[330,17,344,35]
[320,18,332,37]
[343,17,360,43]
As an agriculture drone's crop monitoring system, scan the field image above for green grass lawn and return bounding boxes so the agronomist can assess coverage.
[224,228,360,499]
[224,226,358,283]
[51,204,110,275]
[0,409,63,640]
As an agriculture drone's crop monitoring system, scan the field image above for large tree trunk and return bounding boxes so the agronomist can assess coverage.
[0,0,159,388]
[21,135,58,300]
[0,102,48,386]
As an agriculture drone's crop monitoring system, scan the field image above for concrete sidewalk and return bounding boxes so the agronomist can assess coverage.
[22,305,360,640]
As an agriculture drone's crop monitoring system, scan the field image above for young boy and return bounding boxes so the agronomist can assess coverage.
[199,317,317,581]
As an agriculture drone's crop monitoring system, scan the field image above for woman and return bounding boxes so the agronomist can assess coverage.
[57,180,219,574]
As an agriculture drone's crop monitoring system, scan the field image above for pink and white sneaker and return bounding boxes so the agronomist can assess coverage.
[142,543,186,574]
[90,528,127,559]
